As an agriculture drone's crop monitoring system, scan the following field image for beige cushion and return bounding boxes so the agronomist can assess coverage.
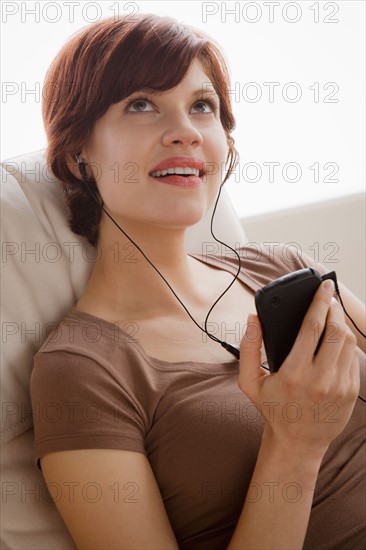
[0,148,246,548]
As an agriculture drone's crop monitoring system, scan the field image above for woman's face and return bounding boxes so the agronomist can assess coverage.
[83,58,228,232]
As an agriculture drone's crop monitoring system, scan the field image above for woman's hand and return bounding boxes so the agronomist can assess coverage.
[238,280,361,458]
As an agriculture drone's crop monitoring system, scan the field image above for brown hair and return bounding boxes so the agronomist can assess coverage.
[42,13,239,247]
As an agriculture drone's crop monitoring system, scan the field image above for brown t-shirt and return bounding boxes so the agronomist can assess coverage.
[30,244,366,549]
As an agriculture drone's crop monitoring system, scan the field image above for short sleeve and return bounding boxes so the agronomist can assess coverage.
[30,350,147,471]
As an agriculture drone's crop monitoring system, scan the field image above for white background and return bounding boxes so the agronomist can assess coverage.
[1,0,365,217]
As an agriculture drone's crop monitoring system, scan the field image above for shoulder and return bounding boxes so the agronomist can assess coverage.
[30,307,156,427]
[228,242,329,284]
[195,241,330,289]
[30,312,152,470]
[240,241,307,272]
[33,305,145,374]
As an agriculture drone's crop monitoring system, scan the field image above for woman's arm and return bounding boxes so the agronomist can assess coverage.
[228,279,360,549]
[227,433,323,549]
[41,448,180,550]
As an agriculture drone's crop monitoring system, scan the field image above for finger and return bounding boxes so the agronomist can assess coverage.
[313,297,348,372]
[324,326,357,388]
[286,280,335,369]
[238,314,264,391]
[348,351,361,400]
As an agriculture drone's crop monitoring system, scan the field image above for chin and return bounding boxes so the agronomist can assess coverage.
[156,201,209,228]
[152,214,206,231]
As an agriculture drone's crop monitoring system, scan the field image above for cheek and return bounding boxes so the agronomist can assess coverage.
[88,129,134,191]
[211,122,230,153]
[209,127,230,181]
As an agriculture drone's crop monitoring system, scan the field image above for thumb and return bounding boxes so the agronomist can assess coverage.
[238,314,264,390]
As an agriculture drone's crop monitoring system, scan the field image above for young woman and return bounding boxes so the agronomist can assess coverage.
[30,13,365,549]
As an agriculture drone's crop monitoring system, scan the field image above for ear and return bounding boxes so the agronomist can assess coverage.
[66,151,91,181]
[224,136,238,183]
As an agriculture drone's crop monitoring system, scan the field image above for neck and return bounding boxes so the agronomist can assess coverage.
[79,216,210,320]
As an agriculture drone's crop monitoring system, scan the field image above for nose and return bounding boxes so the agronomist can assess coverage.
[161,112,203,148]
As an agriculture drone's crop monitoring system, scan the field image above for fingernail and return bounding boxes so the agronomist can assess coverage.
[245,316,259,341]
[323,279,334,294]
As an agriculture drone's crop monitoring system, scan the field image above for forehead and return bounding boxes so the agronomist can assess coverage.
[130,58,216,98]
[179,58,216,92]
[181,58,213,84]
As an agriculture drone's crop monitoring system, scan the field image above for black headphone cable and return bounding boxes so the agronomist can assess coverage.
[75,155,366,405]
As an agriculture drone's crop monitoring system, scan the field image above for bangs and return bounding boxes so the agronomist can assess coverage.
[87,16,207,112]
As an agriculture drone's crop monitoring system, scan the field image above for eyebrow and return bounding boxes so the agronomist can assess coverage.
[126,86,220,100]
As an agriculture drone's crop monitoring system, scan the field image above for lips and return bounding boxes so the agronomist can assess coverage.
[148,157,206,188]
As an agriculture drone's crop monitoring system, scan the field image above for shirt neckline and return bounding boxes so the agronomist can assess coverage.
[67,252,260,369]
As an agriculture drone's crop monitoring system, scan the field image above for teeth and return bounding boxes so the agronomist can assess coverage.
[151,167,200,177]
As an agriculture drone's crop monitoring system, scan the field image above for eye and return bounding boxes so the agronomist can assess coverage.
[126,97,154,112]
[191,98,218,114]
